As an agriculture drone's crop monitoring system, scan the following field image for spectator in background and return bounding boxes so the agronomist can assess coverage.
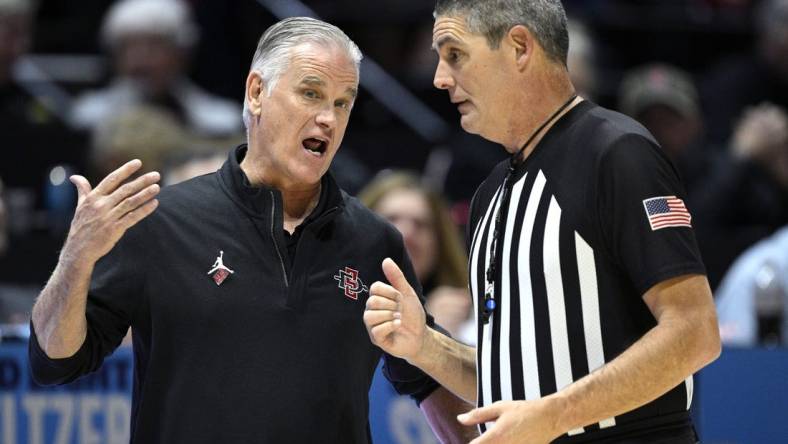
[701,0,788,144]
[0,178,6,257]
[692,103,788,288]
[86,102,230,182]
[567,20,597,101]
[0,0,86,226]
[91,105,188,178]
[715,225,788,347]
[0,178,37,333]
[359,172,474,343]
[161,149,226,186]
[619,63,710,192]
[70,0,241,138]
[0,0,86,291]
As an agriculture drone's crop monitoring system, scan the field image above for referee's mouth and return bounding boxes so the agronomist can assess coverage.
[455,100,472,114]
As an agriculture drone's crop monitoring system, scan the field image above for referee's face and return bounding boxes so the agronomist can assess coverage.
[432,15,518,143]
[245,42,358,190]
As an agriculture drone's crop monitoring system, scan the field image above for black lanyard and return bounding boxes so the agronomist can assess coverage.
[482,94,578,325]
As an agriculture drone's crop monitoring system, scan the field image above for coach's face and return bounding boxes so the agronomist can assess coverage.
[432,15,518,144]
[245,42,358,189]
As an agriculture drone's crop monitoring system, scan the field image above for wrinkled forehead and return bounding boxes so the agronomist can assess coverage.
[287,42,358,86]
[431,15,476,50]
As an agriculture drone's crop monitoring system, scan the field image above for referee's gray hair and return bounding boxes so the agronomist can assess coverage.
[434,0,569,66]
[242,17,363,130]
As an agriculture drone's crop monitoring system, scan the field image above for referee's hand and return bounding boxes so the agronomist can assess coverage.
[364,258,427,362]
[64,159,160,267]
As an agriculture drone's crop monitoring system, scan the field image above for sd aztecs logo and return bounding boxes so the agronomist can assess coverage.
[333,266,368,300]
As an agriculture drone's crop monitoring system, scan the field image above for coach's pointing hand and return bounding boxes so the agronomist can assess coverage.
[65,159,160,266]
[364,258,428,361]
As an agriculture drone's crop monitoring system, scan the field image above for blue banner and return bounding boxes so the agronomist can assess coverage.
[0,345,438,444]
[0,344,133,444]
[368,361,438,444]
[5,343,784,443]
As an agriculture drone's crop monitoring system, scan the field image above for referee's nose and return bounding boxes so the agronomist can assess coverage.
[433,60,455,90]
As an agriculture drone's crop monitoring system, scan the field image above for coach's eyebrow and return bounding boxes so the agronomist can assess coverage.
[346,87,358,99]
[300,75,326,87]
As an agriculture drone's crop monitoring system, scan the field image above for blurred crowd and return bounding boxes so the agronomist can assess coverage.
[1,0,787,348]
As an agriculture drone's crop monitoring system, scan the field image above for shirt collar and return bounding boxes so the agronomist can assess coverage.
[218,144,344,219]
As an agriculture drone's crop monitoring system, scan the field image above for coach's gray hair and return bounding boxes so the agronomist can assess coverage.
[434,0,569,66]
[242,17,363,130]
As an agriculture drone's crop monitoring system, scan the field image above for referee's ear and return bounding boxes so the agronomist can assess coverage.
[505,24,536,71]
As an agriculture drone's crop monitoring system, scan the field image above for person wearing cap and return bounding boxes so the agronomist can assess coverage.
[0,0,87,288]
[701,0,788,145]
[618,63,709,192]
[691,102,788,289]
[70,0,241,138]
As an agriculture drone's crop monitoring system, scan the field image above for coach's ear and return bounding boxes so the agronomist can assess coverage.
[246,71,265,117]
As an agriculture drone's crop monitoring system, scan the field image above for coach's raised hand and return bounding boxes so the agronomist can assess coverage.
[31,160,160,359]
[364,258,428,361]
[66,159,160,265]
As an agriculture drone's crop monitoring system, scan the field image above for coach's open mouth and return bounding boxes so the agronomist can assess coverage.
[302,137,327,156]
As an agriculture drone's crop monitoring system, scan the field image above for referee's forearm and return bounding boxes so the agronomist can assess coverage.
[551,309,719,433]
[411,328,478,404]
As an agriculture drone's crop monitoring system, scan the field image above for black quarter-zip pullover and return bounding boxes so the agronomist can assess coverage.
[30,145,438,443]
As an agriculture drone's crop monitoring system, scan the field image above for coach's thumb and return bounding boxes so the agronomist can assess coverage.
[382,258,413,297]
[69,175,92,203]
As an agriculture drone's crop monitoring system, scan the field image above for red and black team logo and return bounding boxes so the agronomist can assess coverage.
[333,266,368,300]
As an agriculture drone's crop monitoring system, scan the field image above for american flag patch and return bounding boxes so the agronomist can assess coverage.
[642,196,692,231]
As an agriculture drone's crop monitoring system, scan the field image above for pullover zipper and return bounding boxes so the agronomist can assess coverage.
[270,190,289,287]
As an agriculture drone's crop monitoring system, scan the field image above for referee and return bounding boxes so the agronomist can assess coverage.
[364,1,721,443]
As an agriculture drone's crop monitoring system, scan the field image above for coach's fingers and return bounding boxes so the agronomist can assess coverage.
[365,295,398,311]
[94,159,143,195]
[111,183,161,219]
[107,171,161,207]
[363,309,400,327]
[118,199,159,230]
[369,281,400,302]
[368,320,397,343]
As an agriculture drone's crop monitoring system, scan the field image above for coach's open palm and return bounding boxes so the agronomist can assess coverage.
[65,159,160,266]
[364,258,428,361]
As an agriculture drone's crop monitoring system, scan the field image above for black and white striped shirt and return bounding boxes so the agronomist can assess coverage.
[468,102,705,442]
